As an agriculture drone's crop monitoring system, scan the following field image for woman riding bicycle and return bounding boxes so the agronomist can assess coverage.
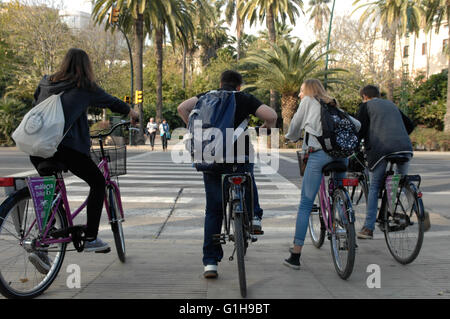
[283,79,361,269]
[29,48,139,258]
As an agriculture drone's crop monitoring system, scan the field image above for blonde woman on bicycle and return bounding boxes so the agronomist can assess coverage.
[284,79,360,269]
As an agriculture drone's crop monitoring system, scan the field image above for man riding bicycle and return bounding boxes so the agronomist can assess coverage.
[356,85,415,239]
[177,70,277,279]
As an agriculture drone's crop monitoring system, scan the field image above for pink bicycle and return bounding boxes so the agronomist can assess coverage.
[0,121,129,299]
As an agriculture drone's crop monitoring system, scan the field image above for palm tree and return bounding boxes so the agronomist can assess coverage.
[307,0,331,34]
[93,0,194,128]
[243,39,345,132]
[353,0,423,101]
[424,0,450,132]
[149,0,194,122]
[92,0,149,143]
[239,0,304,111]
[225,0,246,60]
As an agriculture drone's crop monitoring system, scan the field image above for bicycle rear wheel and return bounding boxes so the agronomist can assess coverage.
[308,198,325,248]
[330,189,356,280]
[107,186,126,263]
[0,188,67,299]
[232,211,247,298]
[383,184,424,264]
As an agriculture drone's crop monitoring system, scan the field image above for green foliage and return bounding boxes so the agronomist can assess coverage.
[0,97,27,146]
[410,126,450,151]
[402,70,448,130]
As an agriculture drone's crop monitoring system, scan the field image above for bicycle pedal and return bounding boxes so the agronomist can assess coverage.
[95,247,111,254]
[251,230,264,235]
[212,234,226,245]
[251,236,258,243]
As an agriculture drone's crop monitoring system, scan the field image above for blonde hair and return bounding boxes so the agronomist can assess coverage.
[302,79,336,105]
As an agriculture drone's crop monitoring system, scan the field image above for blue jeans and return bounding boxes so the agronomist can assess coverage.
[202,163,263,266]
[364,156,411,231]
[294,150,347,246]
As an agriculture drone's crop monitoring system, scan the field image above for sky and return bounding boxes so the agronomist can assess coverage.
[60,0,367,43]
[12,0,368,45]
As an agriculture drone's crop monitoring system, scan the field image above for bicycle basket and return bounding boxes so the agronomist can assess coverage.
[90,145,127,177]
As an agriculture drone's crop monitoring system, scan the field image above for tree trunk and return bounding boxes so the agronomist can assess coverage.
[236,13,243,60]
[182,45,187,89]
[133,13,145,144]
[281,94,298,134]
[155,27,164,124]
[387,25,396,101]
[445,23,450,132]
[266,6,277,111]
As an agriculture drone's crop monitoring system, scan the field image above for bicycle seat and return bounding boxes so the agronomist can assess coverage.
[385,154,410,164]
[322,161,347,176]
[37,160,68,176]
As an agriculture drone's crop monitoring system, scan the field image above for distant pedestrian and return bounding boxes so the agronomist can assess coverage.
[146,117,158,151]
[159,119,170,151]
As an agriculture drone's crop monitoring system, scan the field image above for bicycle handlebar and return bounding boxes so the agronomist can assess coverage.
[90,121,131,139]
[285,137,303,145]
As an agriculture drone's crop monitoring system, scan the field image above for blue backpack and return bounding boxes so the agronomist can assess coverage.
[184,90,248,171]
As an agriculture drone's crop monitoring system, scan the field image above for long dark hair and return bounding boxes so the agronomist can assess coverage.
[50,48,96,89]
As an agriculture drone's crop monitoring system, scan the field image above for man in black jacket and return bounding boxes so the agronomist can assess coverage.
[356,85,415,239]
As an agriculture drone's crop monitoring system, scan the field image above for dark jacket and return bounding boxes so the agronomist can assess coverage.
[32,75,130,156]
[357,98,415,170]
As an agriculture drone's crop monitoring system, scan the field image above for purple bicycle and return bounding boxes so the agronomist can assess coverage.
[307,160,358,280]
[0,121,129,299]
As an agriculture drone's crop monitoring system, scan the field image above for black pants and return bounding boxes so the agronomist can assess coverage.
[30,146,106,239]
[149,132,156,147]
[161,134,168,150]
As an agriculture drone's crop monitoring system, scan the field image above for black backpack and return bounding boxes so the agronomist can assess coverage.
[312,99,359,158]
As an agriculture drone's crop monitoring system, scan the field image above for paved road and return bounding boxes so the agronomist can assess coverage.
[0,147,449,299]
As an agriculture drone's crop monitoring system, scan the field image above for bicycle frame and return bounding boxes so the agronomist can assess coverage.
[25,150,124,248]
[317,176,334,233]
[221,172,254,237]
[317,174,358,233]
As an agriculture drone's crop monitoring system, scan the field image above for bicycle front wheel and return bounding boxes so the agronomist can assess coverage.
[0,188,67,299]
[330,189,356,280]
[107,186,126,263]
[308,198,325,248]
[232,212,247,298]
[349,173,368,231]
[383,184,424,264]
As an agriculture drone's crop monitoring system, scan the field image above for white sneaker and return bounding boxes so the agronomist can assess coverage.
[252,217,263,234]
[203,265,218,278]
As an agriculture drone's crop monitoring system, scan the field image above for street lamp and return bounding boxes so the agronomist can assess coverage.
[324,0,336,90]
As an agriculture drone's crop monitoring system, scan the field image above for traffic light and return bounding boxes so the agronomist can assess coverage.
[109,7,120,24]
[135,90,143,104]
[123,96,130,104]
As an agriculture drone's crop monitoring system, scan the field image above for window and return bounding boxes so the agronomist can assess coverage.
[422,43,427,55]
[403,45,409,58]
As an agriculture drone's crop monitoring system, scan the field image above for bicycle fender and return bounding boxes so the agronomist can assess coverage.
[407,182,425,221]
[341,188,356,224]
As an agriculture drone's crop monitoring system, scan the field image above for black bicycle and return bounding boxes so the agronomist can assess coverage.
[376,155,425,264]
[347,145,369,231]
[212,127,268,298]
[213,167,258,299]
